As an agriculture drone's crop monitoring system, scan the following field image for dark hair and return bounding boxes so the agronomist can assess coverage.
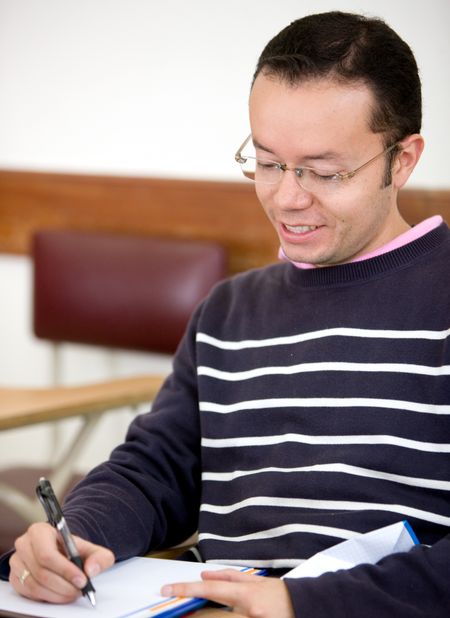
[253,11,421,153]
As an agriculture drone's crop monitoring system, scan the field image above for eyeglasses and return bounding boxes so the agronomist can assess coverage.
[234,134,400,193]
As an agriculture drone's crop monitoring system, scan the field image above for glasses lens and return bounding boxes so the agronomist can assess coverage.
[240,157,280,184]
[240,157,256,181]
[240,158,340,192]
[237,152,344,192]
[300,169,342,192]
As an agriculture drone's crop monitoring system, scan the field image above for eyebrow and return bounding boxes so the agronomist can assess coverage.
[252,138,343,163]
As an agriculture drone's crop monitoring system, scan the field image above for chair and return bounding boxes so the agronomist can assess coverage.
[0,229,226,553]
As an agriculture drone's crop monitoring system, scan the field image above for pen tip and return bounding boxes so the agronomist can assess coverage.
[87,591,96,607]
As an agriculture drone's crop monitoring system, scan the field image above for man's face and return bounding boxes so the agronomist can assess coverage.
[249,75,408,267]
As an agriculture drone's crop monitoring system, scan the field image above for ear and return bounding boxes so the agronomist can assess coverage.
[392,134,424,190]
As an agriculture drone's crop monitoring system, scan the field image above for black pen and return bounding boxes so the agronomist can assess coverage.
[36,477,96,607]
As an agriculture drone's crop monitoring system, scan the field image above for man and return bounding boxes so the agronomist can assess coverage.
[2,11,449,617]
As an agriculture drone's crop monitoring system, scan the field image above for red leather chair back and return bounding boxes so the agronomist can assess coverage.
[32,230,227,354]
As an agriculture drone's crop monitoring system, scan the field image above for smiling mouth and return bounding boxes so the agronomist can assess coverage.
[284,224,319,233]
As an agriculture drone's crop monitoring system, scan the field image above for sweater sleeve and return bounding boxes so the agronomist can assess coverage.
[284,533,450,617]
[56,305,204,560]
[0,306,203,580]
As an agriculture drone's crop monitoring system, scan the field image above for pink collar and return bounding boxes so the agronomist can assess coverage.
[279,216,443,269]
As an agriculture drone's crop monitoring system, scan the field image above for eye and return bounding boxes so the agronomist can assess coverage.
[309,169,342,182]
[256,159,280,171]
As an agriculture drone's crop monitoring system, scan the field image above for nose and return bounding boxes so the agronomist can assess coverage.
[273,168,314,211]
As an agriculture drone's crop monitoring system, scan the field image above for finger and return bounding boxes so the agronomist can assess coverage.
[28,524,113,585]
[9,553,79,604]
[201,569,261,583]
[31,525,90,590]
[12,523,113,603]
[76,538,115,578]
[161,579,245,608]
[161,575,294,618]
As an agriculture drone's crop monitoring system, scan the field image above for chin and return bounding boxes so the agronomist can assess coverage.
[282,246,314,264]
[283,248,336,268]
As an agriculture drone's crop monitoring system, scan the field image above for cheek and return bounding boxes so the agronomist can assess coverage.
[255,185,274,215]
[328,187,369,224]
[255,183,268,203]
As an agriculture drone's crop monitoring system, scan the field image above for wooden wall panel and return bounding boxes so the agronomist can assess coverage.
[0,169,449,274]
[0,170,278,274]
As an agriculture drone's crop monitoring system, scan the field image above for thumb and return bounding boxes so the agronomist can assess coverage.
[72,535,115,578]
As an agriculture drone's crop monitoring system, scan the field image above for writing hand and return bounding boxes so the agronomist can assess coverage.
[9,522,114,604]
[161,568,294,618]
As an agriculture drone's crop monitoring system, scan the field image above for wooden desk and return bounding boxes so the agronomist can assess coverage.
[0,375,165,522]
[0,376,164,430]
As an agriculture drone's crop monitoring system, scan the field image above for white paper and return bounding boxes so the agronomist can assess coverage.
[0,557,241,618]
[283,520,418,579]
[0,522,418,616]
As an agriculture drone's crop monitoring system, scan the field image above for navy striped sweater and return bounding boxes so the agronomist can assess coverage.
[7,222,448,615]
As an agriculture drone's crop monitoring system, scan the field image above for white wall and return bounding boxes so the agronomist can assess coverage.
[1,0,449,474]
[1,0,449,185]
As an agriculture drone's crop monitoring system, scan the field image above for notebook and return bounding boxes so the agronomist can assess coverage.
[0,521,418,617]
[283,520,419,580]
[0,558,261,618]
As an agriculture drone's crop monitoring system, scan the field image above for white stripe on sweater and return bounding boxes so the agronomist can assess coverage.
[197,327,450,350]
[198,522,357,543]
[199,397,450,415]
[198,361,450,381]
[201,496,450,526]
[201,433,450,453]
[202,463,450,491]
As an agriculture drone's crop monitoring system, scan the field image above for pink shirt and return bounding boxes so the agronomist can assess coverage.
[279,215,443,269]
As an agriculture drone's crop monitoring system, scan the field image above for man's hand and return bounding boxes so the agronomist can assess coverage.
[161,568,295,618]
[9,522,115,604]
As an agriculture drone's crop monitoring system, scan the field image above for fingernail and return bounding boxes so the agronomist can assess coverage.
[86,563,100,577]
[161,585,173,596]
[72,575,87,589]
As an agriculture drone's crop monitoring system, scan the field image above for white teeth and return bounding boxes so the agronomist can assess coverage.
[285,224,318,233]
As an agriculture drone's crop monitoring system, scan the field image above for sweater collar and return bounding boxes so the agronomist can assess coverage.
[286,222,449,288]
[279,216,443,269]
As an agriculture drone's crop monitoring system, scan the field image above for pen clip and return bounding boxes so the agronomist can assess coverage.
[36,477,63,527]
